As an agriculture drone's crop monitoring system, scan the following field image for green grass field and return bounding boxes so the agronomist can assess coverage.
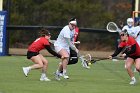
[0,56,140,93]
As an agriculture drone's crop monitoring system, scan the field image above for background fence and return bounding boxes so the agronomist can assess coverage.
[6,25,118,56]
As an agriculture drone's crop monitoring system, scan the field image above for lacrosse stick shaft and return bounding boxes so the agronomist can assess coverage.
[90,58,108,63]
[90,57,118,63]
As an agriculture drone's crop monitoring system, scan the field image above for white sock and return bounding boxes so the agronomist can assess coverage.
[131,77,136,81]
[63,69,67,75]
[27,66,31,70]
[56,70,60,73]
[41,73,46,78]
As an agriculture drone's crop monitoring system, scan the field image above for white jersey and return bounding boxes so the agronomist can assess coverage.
[54,25,74,49]
[122,25,135,36]
[131,26,140,46]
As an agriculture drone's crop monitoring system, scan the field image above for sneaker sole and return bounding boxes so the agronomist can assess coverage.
[22,67,28,77]
[40,79,51,81]
[64,78,69,79]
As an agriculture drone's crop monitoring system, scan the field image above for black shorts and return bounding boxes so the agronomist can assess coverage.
[27,51,39,59]
[128,55,140,60]
[68,48,78,65]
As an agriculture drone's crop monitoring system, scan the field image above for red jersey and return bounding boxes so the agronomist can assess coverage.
[74,27,79,42]
[28,37,50,52]
[119,36,140,56]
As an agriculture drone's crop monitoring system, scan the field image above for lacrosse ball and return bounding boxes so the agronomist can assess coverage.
[88,62,91,65]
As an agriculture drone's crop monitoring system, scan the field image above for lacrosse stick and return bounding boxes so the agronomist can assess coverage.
[106,22,121,33]
[90,56,119,64]
[79,54,92,69]
[90,58,109,64]
[119,46,130,57]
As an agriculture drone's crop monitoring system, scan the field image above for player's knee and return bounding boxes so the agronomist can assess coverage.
[38,62,44,68]
[135,66,140,72]
[125,65,130,70]
[63,57,69,61]
[44,60,48,64]
[61,57,69,64]
[59,62,62,65]
[43,61,48,66]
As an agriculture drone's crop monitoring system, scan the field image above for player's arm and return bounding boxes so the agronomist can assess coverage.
[111,47,123,57]
[45,45,61,58]
[49,39,56,44]
[65,37,78,53]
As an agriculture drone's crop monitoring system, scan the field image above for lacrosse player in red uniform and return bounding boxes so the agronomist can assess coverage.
[22,29,62,81]
[68,18,80,65]
[109,30,140,85]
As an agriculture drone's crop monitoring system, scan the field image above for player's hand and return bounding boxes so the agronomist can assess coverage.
[120,53,126,57]
[61,56,64,59]
[75,48,79,53]
[74,41,80,44]
[108,55,112,59]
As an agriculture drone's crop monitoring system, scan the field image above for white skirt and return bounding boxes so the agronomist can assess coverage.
[54,45,70,54]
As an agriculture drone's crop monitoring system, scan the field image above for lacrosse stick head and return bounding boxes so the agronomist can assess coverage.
[79,54,91,69]
[81,54,92,62]
[106,22,121,33]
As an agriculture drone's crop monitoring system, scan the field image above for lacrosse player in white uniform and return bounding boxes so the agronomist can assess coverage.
[130,21,140,72]
[131,21,140,45]
[122,18,135,35]
[54,18,79,80]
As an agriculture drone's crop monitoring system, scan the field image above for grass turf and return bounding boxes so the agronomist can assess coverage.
[0,56,140,93]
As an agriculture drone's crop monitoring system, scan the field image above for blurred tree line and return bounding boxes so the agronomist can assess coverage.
[3,0,133,51]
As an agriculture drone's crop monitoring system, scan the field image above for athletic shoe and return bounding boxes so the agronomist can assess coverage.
[86,66,90,69]
[40,77,51,81]
[22,67,30,77]
[54,72,61,81]
[62,74,69,79]
[129,80,136,85]
[59,72,63,77]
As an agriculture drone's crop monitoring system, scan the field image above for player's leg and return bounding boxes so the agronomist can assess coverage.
[54,46,70,80]
[125,57,136,85]
[58,48,78,77]
[22,54,44,77]
[135,58,140,73]
[58,49,69,79]
[39,54,51,81]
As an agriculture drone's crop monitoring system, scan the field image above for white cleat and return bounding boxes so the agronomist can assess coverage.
[22,67,29,77]
[54,72,61,81]
[63,74,69,79]
[59,73,63,77]
[86,66,90,69]
[129,80,136,85]
[40,77,51,81]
